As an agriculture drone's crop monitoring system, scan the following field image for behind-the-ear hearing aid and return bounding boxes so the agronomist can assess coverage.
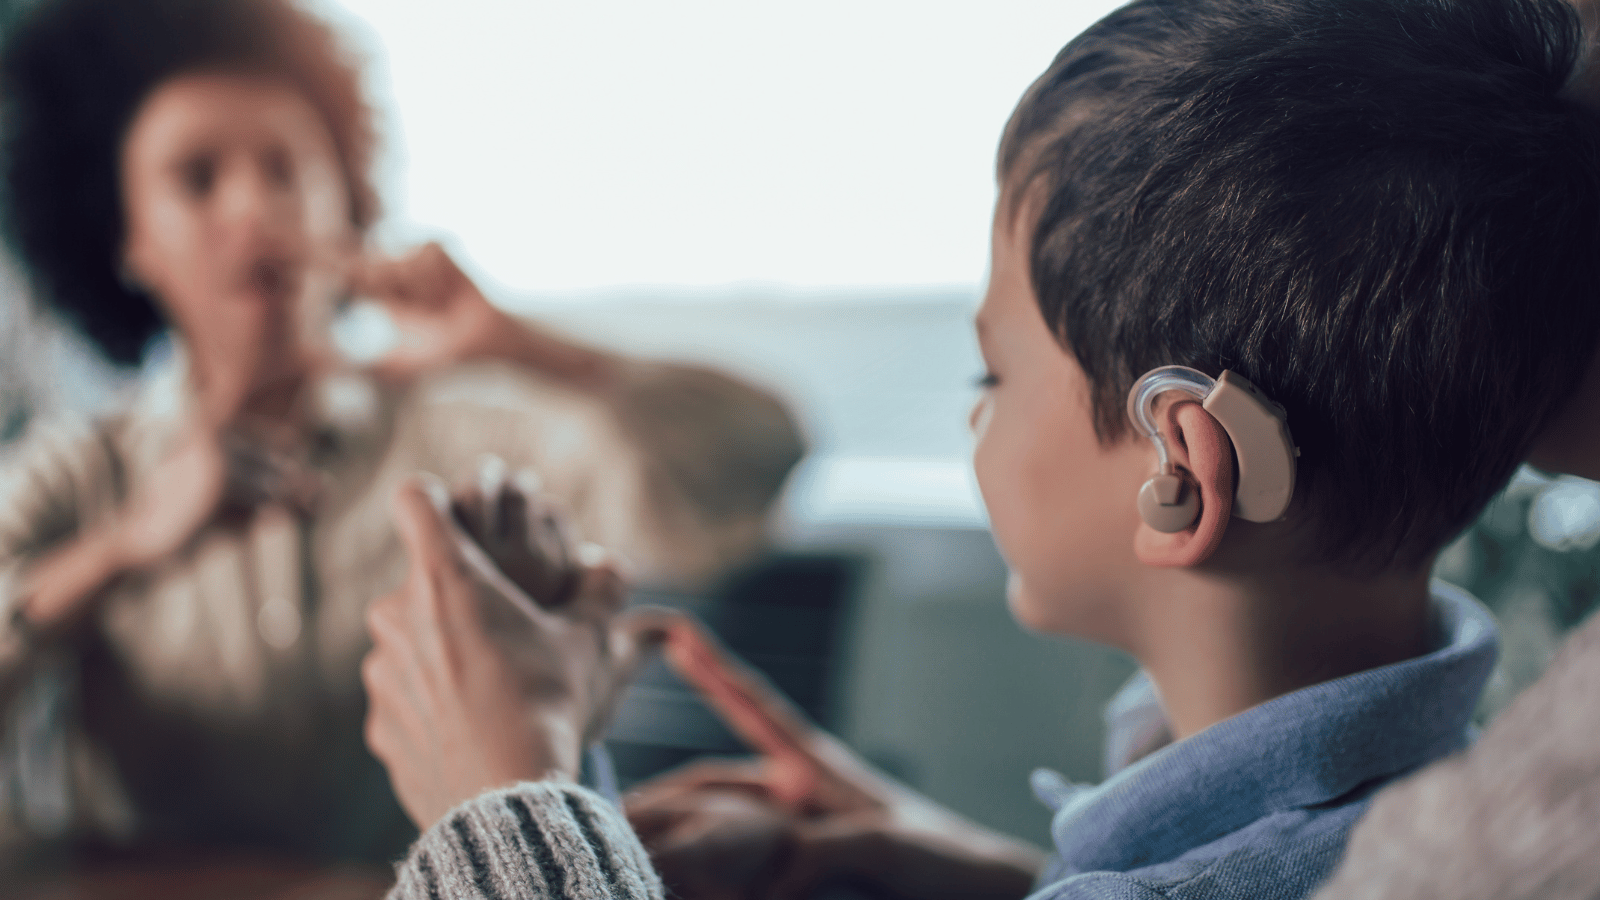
[1126,366,1298,533]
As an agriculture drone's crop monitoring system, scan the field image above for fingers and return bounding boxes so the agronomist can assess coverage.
[451,459,583,609]
[605,605,683,694]
[347,256,397,303]
[662,615,820,768]
[656,616,834,808]
[457,456,540,546]
[618,603,678,648]
[393,473,533,640]
[397,472,493,585]
[764,815,877,900]
[451,455,510,543]
[217,435,325,512]
[501,470,545,550]
[625,757,774,815]
[392,474,462,577]
[361,591,430,762]
[637,789,794,898]
[567,544,630,623]
[510,467,543,504]
[624,768,774,847]
[360,649,418,762]
[350,242,456,308]
[622,798,690,846]
[474,455,508,538]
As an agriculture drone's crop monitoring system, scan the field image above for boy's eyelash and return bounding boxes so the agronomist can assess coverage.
[975,372,1000,389]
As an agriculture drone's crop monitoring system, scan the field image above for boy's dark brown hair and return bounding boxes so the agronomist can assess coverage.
[1002,0,1600,566]
[0,0,378,366]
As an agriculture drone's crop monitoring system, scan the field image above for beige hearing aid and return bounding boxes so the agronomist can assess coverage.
[1126,366,1298,533]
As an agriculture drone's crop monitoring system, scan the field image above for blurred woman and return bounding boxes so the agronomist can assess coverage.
[0,0,802,862]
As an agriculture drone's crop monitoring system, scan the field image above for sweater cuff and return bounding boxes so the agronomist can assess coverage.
[389,781,662,900]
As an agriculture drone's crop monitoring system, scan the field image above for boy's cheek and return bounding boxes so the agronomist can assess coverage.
[976,427,1076,629]
[971,417,1023,557]
[1005,572,1061,633]
[975,402,1068,562]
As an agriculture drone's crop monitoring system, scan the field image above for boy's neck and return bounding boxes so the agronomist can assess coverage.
[1128,557,1434,741]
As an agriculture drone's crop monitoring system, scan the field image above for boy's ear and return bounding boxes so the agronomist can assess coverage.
[1528,343,1600,481]
[1134,402,1235,567]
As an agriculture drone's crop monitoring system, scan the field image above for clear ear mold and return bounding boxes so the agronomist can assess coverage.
[1126,365,1298,527]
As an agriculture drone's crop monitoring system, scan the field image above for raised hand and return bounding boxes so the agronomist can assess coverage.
[21,420,322,631]
[111,420,328,559]
[361,475,665,830]
[627,617,1045,900]
[625,779,793,900]
[448,455,580,610]
[107,424,229,572]
[347,241,622,389]
[348,242,512,381]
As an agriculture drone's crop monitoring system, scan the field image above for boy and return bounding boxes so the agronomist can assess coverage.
[357,0,1600,897]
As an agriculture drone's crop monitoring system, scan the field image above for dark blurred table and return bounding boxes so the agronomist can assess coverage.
[3,847,393,900]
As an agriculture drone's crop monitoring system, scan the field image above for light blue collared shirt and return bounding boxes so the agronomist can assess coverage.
[1028,581,1498,900]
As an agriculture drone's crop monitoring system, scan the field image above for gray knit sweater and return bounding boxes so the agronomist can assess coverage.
[388,782,663,900]
[1312,606,1600,900]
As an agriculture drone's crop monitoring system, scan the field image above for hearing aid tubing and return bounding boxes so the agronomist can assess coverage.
[1127,365,1298,532]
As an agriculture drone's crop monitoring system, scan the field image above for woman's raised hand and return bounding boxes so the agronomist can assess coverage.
[349,241,621,389]
[349,242,513,381]
[20,420,322,631]
[361,474,666,830]
[627,617,1046,900]
[448,455,580,611]
[102,424,229,575]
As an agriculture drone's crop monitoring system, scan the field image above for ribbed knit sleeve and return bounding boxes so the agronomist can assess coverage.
[388,782,663,900]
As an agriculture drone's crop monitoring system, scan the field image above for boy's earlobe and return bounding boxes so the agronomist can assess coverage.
[1134,403,1236,568]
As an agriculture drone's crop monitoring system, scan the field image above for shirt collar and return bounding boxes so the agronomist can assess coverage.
[1046,580,1498,876]
[127,343,388,470]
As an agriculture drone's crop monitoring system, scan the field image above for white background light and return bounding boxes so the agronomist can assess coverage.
[312,0,1123,296]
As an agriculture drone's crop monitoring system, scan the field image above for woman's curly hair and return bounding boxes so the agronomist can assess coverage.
[0,0,379,366]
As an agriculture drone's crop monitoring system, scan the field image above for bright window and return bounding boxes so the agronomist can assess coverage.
[315,0,1125,295]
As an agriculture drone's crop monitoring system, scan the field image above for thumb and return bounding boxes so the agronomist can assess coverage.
[576,605,676,746]
[662,615,826,804]
[609,605,680,685]
[392,474,460,579]
[565,543,631,624]
[347,246,418,303]
[394,472,535,616]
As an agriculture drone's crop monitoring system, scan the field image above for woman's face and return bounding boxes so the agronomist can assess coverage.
[120,71,355,405]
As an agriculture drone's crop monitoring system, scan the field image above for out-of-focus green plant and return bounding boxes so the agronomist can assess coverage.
[1435,466,1600,723]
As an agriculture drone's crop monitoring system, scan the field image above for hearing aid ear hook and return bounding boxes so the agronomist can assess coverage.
[1126,366,1299,533]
